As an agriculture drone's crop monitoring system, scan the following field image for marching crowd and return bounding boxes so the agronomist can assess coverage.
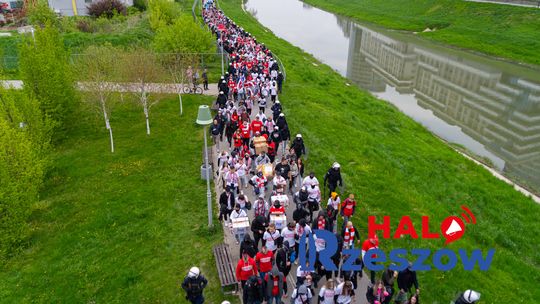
[181,1,482,304]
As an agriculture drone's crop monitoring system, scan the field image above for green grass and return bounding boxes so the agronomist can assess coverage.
[219,0,540,302]
[0,95,237,303]
[301,0,540,66]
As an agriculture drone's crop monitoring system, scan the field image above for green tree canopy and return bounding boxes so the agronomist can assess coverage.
[147,0,182,31]
[153,16,215,54]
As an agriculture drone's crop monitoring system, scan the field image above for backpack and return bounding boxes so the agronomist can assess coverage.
[245,277,262,300]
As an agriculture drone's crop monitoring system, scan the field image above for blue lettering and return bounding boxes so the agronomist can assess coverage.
[410,249,431,271]
[459,249,495,271]
[389,248,408,271]
[364,249,386,271]
[298,232,317,272]
[342,249,362,271]
[313,229,338,271]
[432,249,457,271]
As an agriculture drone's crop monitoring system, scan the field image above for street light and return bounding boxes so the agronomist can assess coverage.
[196,105,214,227]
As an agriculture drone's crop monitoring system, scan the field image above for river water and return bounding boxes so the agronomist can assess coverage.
[244,0,540,194]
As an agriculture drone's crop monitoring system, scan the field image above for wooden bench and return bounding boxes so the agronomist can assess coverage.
[212,243,238,294]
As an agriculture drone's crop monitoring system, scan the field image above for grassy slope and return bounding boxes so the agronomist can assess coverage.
[220,0,540,302]
[301,0,540,66]
[0,95,237,303]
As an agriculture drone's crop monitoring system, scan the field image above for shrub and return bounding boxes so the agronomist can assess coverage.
[27,0,58,28]
[148,0,181,30]
[87,0,127,19]
[76,19,95,33]
[133,0,147,11]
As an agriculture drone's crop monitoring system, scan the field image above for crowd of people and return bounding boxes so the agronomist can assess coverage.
[181,1,482,304]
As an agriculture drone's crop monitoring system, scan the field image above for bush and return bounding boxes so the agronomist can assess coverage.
[76,19,95,33]
[133,0,147,11]
[148,0,181,30]
[87,0,127,19]
[27,0,58,28]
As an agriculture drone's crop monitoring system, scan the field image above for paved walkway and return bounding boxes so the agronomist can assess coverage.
[465,0,540,7]
[209,106,372,303]
[1,80,221,96]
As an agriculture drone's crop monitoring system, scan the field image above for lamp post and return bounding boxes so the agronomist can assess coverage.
[196,105,214,227]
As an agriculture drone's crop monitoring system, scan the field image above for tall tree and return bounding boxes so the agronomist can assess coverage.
[75,45,119,152]
[18,22,78,140]
[119,48,166,135]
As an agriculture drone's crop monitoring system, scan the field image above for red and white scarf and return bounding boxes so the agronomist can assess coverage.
[344,227,355,246]
[317,218,326,230]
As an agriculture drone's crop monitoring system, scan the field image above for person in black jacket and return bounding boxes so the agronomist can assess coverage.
[340,254,363,290]
[210,119,221,149]
[382,266,398,303]
[239,234,258,259]
[275,240,291,298]
[270,126,281,154]
[219,187,235,222]
[277,72,284,93]
[290,134,306,160]
[214,111,227,141]
[216,91,227,109]
[181,267,208,304]
[397,263,419,296]
[323,162,343,194]
[251,215,268,249]
[271,100,282,119]
[243,275,265,304]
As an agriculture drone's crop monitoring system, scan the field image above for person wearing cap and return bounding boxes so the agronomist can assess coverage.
[290,134,306,160]
[324,162,343,194]
[181,266,208,304]
[216,91,227,109]
[454,290,480,304]
[271,100,282,118]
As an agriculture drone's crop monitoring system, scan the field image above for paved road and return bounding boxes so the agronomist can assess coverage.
[209,91,372,303]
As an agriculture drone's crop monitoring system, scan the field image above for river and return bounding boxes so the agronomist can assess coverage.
[244,0,540,194]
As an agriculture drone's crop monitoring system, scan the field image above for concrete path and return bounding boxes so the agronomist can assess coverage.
[465,0,540,8]
[209,103,372,303]
[1,80,221,96]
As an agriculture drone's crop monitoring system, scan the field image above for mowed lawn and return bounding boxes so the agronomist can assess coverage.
[0,95,237,303]
[302,0,540,66]
[220,0,540,302]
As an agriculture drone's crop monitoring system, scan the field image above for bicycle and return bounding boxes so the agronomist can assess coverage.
[182,84,203,94]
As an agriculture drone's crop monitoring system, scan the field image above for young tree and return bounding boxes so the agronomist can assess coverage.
[153,16,215,54]
[18,22,78,140]
[75,45,119,152]
[119,48,166,135]
[147,0,181,30]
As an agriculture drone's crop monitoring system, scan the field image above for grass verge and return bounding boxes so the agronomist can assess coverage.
[301,0,540,66]
[0,95,237,303]
[220,0,540,302]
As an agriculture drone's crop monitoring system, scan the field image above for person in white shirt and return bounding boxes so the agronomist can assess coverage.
[291,284,312,304]
[225,167,239,194]
[230,204,248,245]
[327,192,340,210]
[235,159,248,189]
[335,281,355,304]
[307,183,321,222]
[318,279,336,304]
[263,223,280,251]
[272,173,287,191]
[280,222,296,253]
[302,172,319,188]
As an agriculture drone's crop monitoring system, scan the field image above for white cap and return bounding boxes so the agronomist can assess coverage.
[274,126,279,130]
[276,100,280,104]
[279,113,285,117]
[296,134,302,138]
[219,91,224,94]
[221,302,231,304]
[463,290,481,303]
[333,162,340,169]
[188,267,200,278]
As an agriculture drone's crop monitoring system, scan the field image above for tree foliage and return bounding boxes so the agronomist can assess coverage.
[153,15,215,54]
[26,0,59,28]
[87,0,127,19]
[147,0,181,31]
[18,23,78,140]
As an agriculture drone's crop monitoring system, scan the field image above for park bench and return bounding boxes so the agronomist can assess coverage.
[212,243,238,294]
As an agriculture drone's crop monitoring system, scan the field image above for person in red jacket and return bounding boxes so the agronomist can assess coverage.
[250,116,263,136]
[236,250,258,288]
[255,245,274,281]
[362,233,379,284]
[340,194,357,230]
[233,129,243,150]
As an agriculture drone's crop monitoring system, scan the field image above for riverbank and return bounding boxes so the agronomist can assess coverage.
[220,0,540,302]
[301,0,540,67]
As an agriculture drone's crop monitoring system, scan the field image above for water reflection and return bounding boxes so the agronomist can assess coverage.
[245,0,540,193]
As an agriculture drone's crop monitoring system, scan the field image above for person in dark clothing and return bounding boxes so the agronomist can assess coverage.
[271,100,282,119]
[292,205,310,224]
[311,211,329,231]
[225,121,237,148]
[382,266,398,303]
[181,267,208,304]
[251,215,268,249]
[243,275,265,304]
[239,234,258,258]
[210,119,221,149]
[291,134,306,160]
[323,162,343,194]
[202,68,208,90]
[397,263,419,296]
[214,112,226,141]
[274,157,291,182]
[275,240,292,277]
[340,255,363,290]
[331,233,344,278]
[219,187,235,222]
[216,91,227,109]
[277,72,284,93]
[325,204,338,233]
[270,126,281,153]
[454,290,480,304]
